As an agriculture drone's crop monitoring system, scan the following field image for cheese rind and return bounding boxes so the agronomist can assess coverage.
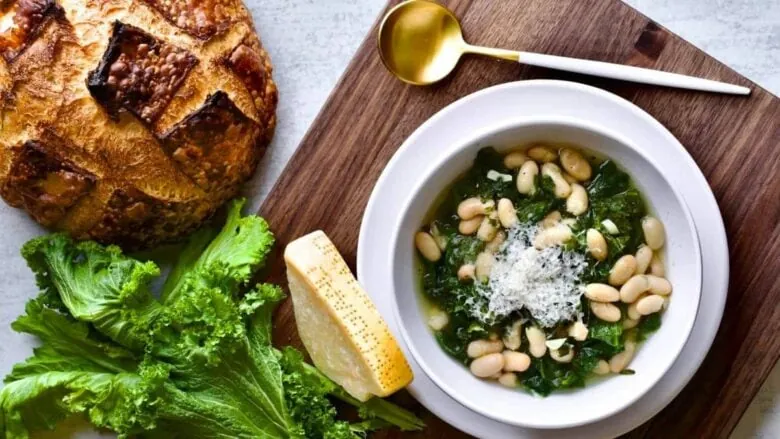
[284,230,413,401]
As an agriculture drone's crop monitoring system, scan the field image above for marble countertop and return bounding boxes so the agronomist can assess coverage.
[0,0,777,437]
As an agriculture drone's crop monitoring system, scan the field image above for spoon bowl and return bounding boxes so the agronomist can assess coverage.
[376,0,749,94]
[378,0,466,85]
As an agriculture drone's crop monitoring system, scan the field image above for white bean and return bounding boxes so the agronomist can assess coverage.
[475,252,495,282]
[498,372,518,388]
[568,320,589,341]
[646,275,672,295]
[609,340,636,373]
[627,300,642,320]
[642,216,665,250]
[459,216,483,235]
[470,353,505,378]
[533,224,572,249]
[650,253,665,277]
[502,351,531,372]
[550,348,574,363]
[477,214,499,242]
[620,275,650,303]
[563,172,578,184]
[502,321,522,350]
[497,198,518,229]
[566,183,589,216]
[559,148,592,181]
[457,198,494,220]
[467,339,504,358]
[541,163,572,198]
[427,308,449,331]
[541,210,561,229]
[525,326,547,358]
[590,301,621,322]
[527,145,557,162]
[429,224,447,250]
[503,151,528,169]
[415,232,441,262]
[457,264,475,281]
[635,245,653,274]
[609,255,638,286]
[485,230,506,253]
[586,228,608,261]
[516,161,538,195]
[585,283,620,302]
[636,294,665,315]
[593,360,610,375]
[562,218,577,227]
[622,318,639,329]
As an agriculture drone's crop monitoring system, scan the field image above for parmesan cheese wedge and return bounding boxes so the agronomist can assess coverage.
[284,230,413,401]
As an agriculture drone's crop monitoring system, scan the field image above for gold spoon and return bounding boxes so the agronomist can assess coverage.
[377,0,750,95]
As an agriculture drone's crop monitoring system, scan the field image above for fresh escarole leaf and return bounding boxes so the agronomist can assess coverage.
[6,296,138,381]
[161,198,275,304]
[0,295,150,438]
[279,347,424,435]
[1,364,168,439]
[21,234,163,351]
[149,283,297,439]
[277,348,353,438]
[3,202,422,439]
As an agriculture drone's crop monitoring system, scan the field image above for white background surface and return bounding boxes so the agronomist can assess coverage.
[0,0,778,437]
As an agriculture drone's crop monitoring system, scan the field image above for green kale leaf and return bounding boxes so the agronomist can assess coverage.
[636,313,662,342]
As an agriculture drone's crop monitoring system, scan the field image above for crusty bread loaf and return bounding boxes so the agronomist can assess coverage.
[0,0,277,248]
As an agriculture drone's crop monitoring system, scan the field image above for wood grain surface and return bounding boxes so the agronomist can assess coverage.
[259,0,780,437]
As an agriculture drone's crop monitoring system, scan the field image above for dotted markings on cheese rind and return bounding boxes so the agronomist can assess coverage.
[306,232,412,390]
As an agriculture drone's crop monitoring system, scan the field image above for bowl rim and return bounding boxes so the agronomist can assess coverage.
[387,114,703,429]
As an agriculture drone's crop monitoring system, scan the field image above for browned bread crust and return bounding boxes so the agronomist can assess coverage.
[0,0,277,249]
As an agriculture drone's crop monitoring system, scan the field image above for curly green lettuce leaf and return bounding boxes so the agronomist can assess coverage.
[146,281,297,439]
[4,202,422,439]
[1,362,168,439]
[161,198,274,304]
[6,296,138,382]
[21,235,162,351]
[278,348,423,433]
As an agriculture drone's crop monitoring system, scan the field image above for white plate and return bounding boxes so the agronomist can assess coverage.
[388,117,702,429]
[357,80,728,438]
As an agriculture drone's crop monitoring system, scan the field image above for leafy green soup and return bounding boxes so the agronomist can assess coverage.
[415,146,669,396]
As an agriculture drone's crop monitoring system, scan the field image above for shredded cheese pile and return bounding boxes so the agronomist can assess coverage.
[474,223,587,327]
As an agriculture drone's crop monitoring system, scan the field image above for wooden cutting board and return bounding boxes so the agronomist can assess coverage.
[259,0,780,437]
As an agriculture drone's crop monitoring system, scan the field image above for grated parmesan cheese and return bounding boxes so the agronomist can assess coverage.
[473,223,587,327]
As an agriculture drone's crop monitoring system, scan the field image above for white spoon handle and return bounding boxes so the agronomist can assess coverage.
[518,51,750,95]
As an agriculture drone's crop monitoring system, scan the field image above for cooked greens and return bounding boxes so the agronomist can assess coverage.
[1,199,422,438]
[418,147,666,396]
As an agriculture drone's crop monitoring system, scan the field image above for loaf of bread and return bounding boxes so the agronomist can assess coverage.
[0,0,277,248]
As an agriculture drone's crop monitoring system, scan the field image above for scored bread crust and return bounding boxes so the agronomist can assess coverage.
[0,0,277,248]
